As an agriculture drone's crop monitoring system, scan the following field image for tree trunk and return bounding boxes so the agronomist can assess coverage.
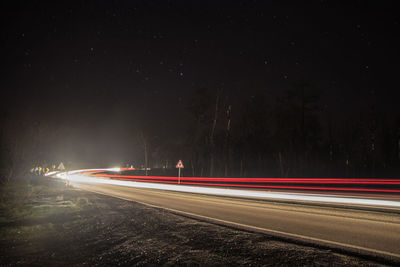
[144,141,148,175]
[240,154,245,177]
[191,159,195,177]
[139,131,149,176]
[278,151,284,178]
[224,105,232,177]
[209,94,219,177]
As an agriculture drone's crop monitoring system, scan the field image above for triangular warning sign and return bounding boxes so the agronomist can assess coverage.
[176,160,184,168]
[57,162,65,170]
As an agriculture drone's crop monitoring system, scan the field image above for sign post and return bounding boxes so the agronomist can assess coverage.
[176,160,184,184]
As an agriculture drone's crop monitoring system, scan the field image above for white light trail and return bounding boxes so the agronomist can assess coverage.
[67,168,121,175]
[63,173,400,209]
[44,171,58,176]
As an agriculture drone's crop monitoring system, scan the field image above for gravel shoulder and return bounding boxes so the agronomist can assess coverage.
[0,177,393,266]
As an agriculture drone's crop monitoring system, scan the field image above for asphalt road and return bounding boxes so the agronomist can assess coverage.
[71,180,400,261]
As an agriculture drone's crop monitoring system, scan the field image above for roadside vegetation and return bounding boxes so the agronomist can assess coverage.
[0,176,88,225]
[0,176,92,265]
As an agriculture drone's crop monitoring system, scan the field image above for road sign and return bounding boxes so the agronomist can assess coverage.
[176,160,184,168]
[57,162,65,171]
[176,160,184,184]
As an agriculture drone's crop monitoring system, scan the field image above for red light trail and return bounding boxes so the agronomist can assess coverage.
[88,174,400,193]
[55,169,400,208]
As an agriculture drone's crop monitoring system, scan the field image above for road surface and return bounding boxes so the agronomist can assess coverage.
[69,178,400,262]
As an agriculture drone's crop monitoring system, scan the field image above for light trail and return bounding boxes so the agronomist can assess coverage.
[67,168,122,174]
[44,171,59,176]
[61,169,400,193]
[54,169,400,209]
[92,174,400,185]
[86,173,400,193]
[59,174,400,208]
[98,177,400,193]
[92,174,400,184]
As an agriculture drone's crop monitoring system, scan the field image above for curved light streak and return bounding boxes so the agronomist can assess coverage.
[52,169,400,209]
[63,174,400,208]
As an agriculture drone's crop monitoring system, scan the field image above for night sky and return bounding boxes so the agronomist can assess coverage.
[2,0,399,167]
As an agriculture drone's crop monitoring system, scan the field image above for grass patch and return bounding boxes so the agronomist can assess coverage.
[75,197,90,208]
[30,202,75,219]
[0,176,90,240]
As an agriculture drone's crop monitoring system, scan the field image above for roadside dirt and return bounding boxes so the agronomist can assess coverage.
[0,178,392,266]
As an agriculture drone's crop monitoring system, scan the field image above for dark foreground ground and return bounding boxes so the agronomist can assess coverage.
[0,177,392,266]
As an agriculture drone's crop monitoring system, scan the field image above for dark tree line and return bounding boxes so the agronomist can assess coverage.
[1,86,400,182]
[150,86,400,178]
